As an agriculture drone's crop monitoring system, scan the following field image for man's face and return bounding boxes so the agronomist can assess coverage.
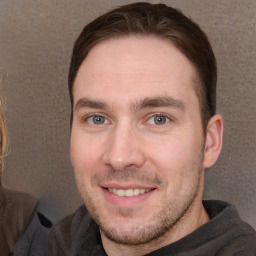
[70,36,207,245]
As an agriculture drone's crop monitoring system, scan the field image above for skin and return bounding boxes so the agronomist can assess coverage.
[70,36,223,256]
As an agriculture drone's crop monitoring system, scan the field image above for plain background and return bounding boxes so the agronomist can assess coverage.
[0,0,255,228]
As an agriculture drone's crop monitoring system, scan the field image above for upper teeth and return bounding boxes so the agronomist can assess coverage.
[108,188,151,197]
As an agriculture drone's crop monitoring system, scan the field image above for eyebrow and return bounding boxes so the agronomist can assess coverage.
[74,96,185,112]
[74,98,108,111]
[133,96,185,111]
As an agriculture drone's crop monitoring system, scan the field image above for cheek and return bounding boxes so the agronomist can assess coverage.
[70,133,103,171]
[147,136,203,186]
[149,137,194,168]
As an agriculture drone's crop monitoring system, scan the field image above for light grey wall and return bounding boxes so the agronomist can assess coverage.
[0,0,255,228]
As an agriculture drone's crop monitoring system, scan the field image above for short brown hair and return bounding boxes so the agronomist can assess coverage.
[0,98,8,177]
[68,2,217,130]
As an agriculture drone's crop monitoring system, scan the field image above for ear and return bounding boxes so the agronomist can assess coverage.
[203,114,224,168]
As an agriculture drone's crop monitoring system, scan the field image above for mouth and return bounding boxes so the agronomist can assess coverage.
[100,181,157,206]
[107,188,152,197]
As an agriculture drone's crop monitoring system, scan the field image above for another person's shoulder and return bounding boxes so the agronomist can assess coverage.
[0,186,36,253]
[0,185,52,255]
[46,205,94,255]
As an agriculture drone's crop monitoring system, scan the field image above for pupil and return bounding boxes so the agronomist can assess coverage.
[154,116,166,125]
[93,116,104,124]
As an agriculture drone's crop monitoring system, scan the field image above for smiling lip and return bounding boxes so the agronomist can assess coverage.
[101,183,156,206]
[108,187,152,197]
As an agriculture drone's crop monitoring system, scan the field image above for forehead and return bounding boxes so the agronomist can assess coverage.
[73,36,198,105]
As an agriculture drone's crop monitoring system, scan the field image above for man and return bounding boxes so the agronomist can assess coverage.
[46,2,256,255]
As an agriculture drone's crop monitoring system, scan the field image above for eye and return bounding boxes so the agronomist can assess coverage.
[148,115,170,125]
[87,115,109,125]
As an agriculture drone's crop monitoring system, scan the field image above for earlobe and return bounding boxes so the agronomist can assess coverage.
[203,114,224,168]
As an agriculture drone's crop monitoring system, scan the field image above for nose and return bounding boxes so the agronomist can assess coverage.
[102,124,146,171]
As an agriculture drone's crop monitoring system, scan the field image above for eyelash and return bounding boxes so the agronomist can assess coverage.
[82,113,109,124]
[146,113,172,126]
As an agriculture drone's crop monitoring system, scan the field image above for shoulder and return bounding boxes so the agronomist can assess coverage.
[13,210,52,256]
[45,205,93,255]
[217,236,256,256]
[0,185,52,255]
[0,186,37,252]
[216,214,256,255]
[0,185,37,223]
[204,200,256,255]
